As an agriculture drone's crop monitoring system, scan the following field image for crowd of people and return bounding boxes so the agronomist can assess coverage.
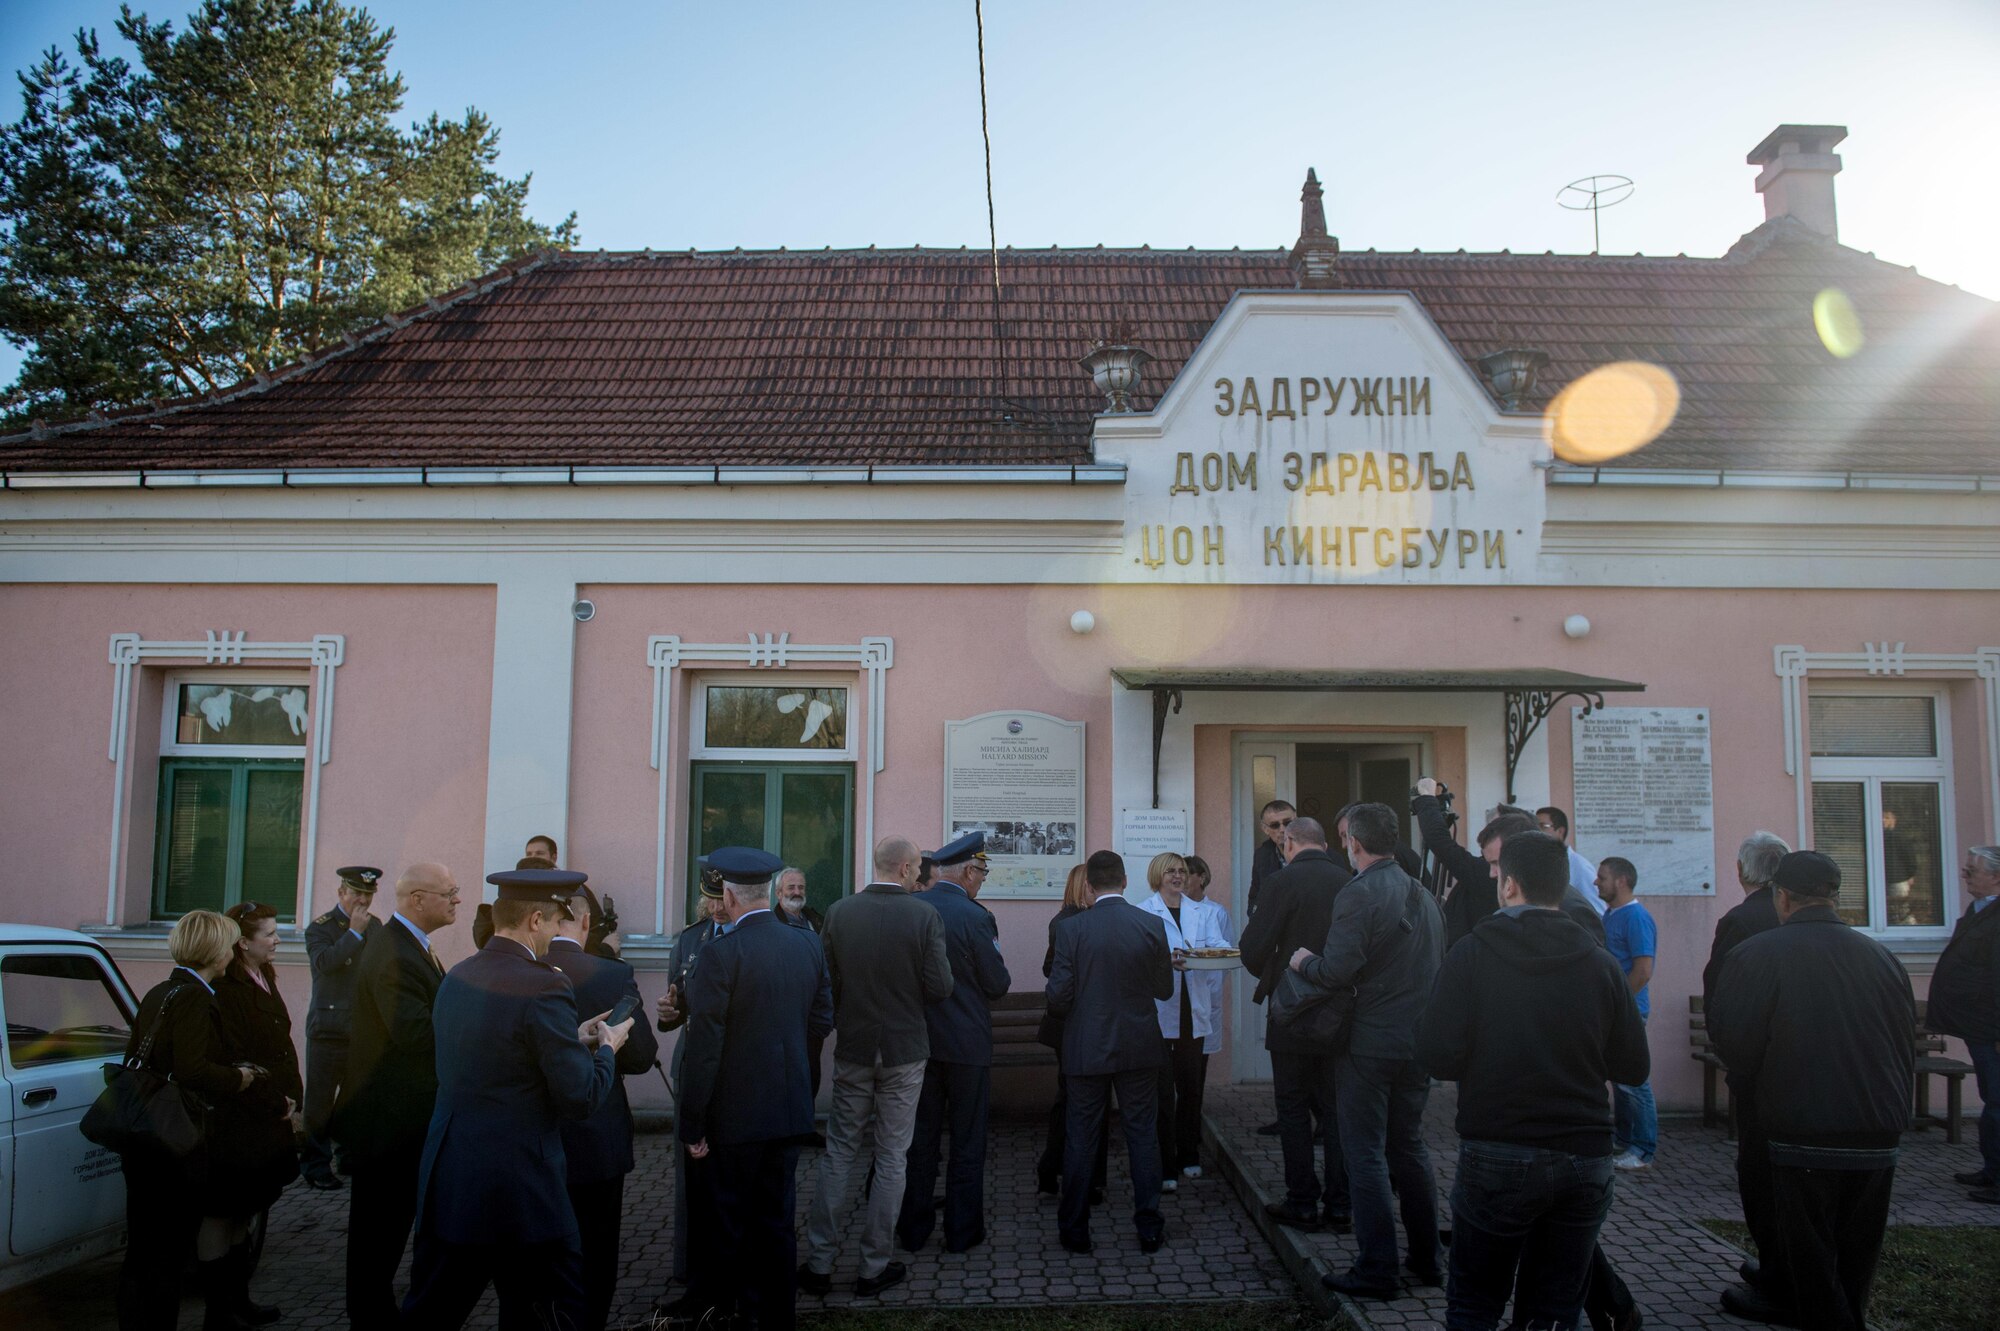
[100,806,2000,1331]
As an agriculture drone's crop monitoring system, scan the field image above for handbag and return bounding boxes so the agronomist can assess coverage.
[81,982,210,1160]
[1267,877,1427,1050]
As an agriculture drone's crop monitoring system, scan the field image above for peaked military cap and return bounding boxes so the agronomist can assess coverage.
[930,830,988,866]
[485,866,589,906]
[694,855,725,899]
[335,865,383,892]
[705,846,784,885]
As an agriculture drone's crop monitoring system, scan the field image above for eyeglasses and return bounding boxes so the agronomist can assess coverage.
[412,888,461,902]
[1263,816,1294,831]
[967,863,990,875]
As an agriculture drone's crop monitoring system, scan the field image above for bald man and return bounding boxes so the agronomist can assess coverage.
[331,863,461,1328]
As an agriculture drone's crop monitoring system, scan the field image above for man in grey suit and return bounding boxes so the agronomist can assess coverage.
[1046,849,1175,1254]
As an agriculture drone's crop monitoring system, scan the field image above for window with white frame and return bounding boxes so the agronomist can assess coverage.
[1807,687,1955,934]
[154,673,309,921]
[687,676,854,922]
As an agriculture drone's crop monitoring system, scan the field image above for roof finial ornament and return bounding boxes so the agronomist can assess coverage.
[1290,168,1340,289]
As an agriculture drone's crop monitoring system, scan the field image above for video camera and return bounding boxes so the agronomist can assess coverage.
[586,891,620,957]
[1411,781,1459,830]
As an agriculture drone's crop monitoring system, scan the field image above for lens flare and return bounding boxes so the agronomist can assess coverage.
[1544,361,1681,464]
[1813,288,1865,359]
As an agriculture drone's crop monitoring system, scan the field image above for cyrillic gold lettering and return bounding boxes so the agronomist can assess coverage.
[1427,530,1449,568]
[1386,377,1409,415]
[1201,452,1224,492]
[1172,526,1195,566]
[1304,453,1335,495]
[1319,526,1342,566]
[1484,531,1506,568]
[1263,526,1286,566]
[1323,377,1347,415]
[1457,530,1478,568]
[1169,454,1200,495]
[1350,377,1383,416]
[1300,377,1321,415]
[1139,525,1167,569]
[1357,453,1384,491]
[1350,527,1368,567]
[1418,451,1450,490]
[1290,527,1313,565]
[1387,453,1411,492]
[1401,528,1423,568]
[1410,377,1431,416]
[1213,378,1235,417]
[1452,452,1476,491]
[1282,453,1304,492]
[1203,526,1224,566]
[1237,378,1262,417]
[1336,453,1359,491]
[1268,377,1296,419]
[1228,453,1257,491]
[1374,527,1397,568]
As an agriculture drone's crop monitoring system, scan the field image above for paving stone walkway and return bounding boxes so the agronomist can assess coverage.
[1203,1079,1997,1331]
[0,1118,1294,1330]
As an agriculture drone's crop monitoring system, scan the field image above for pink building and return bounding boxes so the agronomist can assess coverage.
[3,124,1996,1116]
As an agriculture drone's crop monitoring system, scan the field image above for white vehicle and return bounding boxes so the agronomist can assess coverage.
[0,926,140,1293]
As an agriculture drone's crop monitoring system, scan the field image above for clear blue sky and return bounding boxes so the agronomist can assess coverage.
[4,0,1998,387]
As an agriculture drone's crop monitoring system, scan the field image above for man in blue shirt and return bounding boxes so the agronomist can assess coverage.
[1597,856,1658,1169]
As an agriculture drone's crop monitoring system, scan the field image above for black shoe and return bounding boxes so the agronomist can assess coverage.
[1256,1121,1281,1135]
[1405,1261,1443,1286]
[1323,1270,1399,1300]
[1970,1186,2000,1204]
[1037,1175,1060,1196]
[1089,1186,1106,1206]
[655,1291,715,1318]
[1719,1281,1800,1327]
[793,1264,831,1297]
[896,1230,928,1253]
[1738,1255,1762,1288]
[809,1131,828,1150]
[1953,1169,1993,1186]
[235,1298,281,1327]
[854,1262,906,1297]
[302,1171,344,1191]
[1139,1233,1165,1253]
[1322,1209,1352,1233]
[1262,1200,1323,1231]
[1060,1232,1094,1254]
[945,1228,986,1254]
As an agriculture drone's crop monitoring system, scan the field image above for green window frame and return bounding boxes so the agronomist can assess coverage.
[152,758,304,921]
[688,761,853,923]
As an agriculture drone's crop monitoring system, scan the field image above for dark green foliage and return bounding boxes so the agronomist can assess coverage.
[0,0,575,425]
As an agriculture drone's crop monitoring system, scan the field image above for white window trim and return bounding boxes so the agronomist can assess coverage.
[1806,682,1956,937]
[689,673,858,761]
[1776,644,2000,935]
[106,631,344,927]
[646,634,892,934]
[159,669,313,759]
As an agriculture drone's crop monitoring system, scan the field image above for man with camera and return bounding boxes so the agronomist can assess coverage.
[1414,779,1539,948]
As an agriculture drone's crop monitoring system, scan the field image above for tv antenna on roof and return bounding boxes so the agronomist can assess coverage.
[1557,175,1634,254]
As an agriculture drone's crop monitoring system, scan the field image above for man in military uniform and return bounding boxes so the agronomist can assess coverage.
[652,859,724,1310]
[678,847,835,1331]
[547,886,658,1331]
[898,831,1011,1253]
[402,867,634,1331]
[300,864,379,1190]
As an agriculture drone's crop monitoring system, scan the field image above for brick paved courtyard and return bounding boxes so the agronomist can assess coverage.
[1203,1080,1998,1330]
[0,1119,1294,1330]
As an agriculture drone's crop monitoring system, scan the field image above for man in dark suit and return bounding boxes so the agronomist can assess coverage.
[899,832,1012,1253]
[1702,830,1790,1316]
[1925,843,2000,1204]
[402,868,633,1330]
[1239,816,1352,1230]
[679,847,836,1331]
[1046,849,1175,1254]
[300,864,379,1190]
[1246,799,1294,917]
[653,861,723,1307]
[548,886,659,1331]
[330,861,459,1329]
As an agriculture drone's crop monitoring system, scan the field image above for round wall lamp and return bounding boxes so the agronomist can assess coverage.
[572,600,597,623]
[1563,614,1591,639]
[1070,610,1096,635]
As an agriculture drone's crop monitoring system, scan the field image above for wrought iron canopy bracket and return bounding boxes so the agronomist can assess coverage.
[1150,686,1184,809]
[1504,688,1606,804]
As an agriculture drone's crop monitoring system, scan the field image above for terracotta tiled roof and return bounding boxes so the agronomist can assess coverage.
[5,227,1997,474]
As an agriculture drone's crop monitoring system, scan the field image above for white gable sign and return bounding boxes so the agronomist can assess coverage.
[1091,292,1548,585]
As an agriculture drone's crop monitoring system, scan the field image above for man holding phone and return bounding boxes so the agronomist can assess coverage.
[548,885,658,1331]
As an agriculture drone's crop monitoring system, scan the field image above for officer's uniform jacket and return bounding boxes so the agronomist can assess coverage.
[546,936,660,1184]
[912,881,1012,1066]
[415,937,617,1246]
[676,910,834,1148]
[304,904,370,1041]
[659,916,718,1085]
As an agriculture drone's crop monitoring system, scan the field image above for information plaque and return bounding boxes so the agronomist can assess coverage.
[1572,706,1715,895]
[943,711,1085,900]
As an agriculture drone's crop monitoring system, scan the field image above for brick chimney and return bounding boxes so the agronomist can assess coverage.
[1747,124,1847,241]
[1290,169,1340,288]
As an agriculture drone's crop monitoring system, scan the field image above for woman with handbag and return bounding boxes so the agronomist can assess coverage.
[211,900,305,1326]
[113,909,259,1331]
[1138,852,1232,1189]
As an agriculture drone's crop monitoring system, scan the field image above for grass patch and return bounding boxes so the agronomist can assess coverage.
[796,1302,1332,1331]
[1700,1220,2000,1331]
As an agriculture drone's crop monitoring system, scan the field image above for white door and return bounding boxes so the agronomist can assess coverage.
[1230,741,1295,1082]
[1,945,136,1256]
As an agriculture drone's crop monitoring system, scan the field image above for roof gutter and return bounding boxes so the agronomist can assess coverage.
[0,463,1130,491]
[1544,464,1997,493]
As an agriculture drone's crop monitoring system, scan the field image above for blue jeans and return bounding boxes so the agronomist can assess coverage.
[1969,1037,2000,1182]
[1446,1140,1616,1331]
[1612,1015,1656,1161]
[1335,1052,1440,1284]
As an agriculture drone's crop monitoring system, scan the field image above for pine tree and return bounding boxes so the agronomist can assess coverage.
[0,0,576,425]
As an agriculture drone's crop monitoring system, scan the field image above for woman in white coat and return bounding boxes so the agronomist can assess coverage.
[1140,852,1233,1188]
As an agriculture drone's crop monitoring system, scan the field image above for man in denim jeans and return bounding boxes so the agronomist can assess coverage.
[1290,802,1445,1299]
[1596,857,1658,1170]
[1418,832,1650,1330]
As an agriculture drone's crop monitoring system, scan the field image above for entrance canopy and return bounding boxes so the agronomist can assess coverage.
[1111,667,1647,807]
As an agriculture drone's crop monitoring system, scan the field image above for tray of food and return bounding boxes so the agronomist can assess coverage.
[1182,947,1242,970]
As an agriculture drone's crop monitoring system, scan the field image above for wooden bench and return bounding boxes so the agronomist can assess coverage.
[1688,995,1736,1137]
[991,991,1057,1069]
